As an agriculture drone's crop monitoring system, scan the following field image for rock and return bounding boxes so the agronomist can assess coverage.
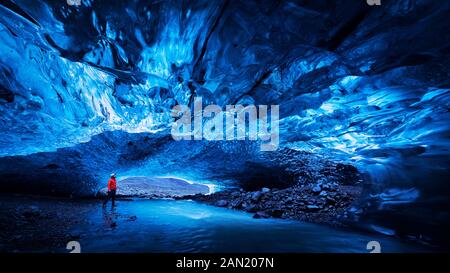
[182,153,363,224]
[253,211,269,219]
[312,185,321,194]
[243,204,258,212]
[230,199,242,209]
[215,200,228,207]
[231,191,241,198]
[22,206,42,218]
[251,191,262,202]
[317,178,327,184]
[306,205,320,211]
[269,209,283,218]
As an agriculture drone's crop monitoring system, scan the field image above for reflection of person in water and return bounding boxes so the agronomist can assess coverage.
[102,206,117,228]
[103,173,117,207]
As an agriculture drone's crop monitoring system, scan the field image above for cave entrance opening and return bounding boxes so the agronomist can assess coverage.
[109,176,211,198]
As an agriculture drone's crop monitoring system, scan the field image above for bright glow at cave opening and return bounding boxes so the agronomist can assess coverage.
[156,176,219,195]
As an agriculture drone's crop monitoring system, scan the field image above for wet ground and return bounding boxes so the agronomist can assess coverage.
[0,194,430,253]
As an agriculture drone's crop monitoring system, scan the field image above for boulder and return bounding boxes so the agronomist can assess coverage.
[306,205,320,211]
[319,191,328,197]
[253,211,269,219]
[230,199,242,209]
[269,209,284,218]
[231,191,241,198]
[326,196,336,204]
[215,200,228,207]
[312,185,321,194]
[243,204,258,212]
[251,191,263,202]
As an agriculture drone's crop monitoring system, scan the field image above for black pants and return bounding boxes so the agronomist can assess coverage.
[103,190,116,206]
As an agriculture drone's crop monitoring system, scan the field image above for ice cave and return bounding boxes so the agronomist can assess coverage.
[0,0,449,252]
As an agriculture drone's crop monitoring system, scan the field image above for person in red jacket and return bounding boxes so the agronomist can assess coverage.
[103,173,117,207]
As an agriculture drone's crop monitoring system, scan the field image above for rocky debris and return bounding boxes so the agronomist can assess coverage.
[178,149,363,226]
[215,200,228,207]
[16,205,53,224]
[0,196,93,252]
[181,179,362,226]
[260,148,362,187]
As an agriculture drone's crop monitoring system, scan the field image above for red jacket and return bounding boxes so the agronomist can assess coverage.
[107,177,117,191]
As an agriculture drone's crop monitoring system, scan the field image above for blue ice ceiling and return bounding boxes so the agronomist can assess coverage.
[0,0,449,189]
